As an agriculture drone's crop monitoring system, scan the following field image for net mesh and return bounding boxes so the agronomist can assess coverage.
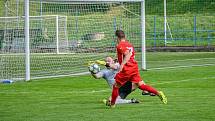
[0,1,142,80]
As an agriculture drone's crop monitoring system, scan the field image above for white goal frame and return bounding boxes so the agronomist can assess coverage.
[0,15,68,54]
[23,0,146,81]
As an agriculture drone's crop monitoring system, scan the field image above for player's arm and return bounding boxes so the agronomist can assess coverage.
[106,63,118,70]
[91,71,103,79]
[119,50,132,72]
[95,60,118,70]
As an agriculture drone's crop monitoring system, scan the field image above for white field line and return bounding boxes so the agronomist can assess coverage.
[1,76,215,94]
[147,63,215,70]
[150,76,215,86]
[148,58,215,62]
[31,72,90,80]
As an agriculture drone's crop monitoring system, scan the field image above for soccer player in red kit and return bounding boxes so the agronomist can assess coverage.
[107,30,167,107]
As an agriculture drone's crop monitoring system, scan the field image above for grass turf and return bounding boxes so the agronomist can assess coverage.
[0,61,215,121]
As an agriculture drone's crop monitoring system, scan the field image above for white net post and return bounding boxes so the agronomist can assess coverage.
[56,15,59,54]
[141,0,146,70]
[25,0,30,81]
[58,15,69,53]
[64,16,69,52]
[164,0,167,46]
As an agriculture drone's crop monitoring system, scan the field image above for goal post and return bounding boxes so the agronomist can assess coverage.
[141,0,146,70]
[25,0,30,81]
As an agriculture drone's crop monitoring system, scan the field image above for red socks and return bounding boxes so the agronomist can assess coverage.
[111,84,158,105]
[139,84,158,95]
[111,85,119,105]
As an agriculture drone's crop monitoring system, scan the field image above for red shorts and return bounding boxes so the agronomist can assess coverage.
[114,63,142,86]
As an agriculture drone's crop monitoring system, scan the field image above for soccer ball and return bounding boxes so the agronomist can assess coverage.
[89,63,100,74]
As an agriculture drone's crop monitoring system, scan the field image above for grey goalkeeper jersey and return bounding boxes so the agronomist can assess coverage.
[97,63,120,88]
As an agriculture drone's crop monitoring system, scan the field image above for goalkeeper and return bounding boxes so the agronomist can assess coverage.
[89,57,153,104]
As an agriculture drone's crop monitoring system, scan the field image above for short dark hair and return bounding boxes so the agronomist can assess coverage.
[115,30,125,39]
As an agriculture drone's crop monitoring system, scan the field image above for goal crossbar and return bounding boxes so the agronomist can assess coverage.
[0,15,67,19]
[31,0,144,2]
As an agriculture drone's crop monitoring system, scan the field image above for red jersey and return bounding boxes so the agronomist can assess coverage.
[116,40,136,65]
[115,40,141,85]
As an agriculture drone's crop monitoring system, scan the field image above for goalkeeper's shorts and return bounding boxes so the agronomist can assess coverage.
[119,81,132,99]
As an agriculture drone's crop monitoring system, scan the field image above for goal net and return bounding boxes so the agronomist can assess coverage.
[0,0,144,81]
[0,15,68,80]
[0,15,68,53]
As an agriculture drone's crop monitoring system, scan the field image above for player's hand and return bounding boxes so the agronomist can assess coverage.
[95,60,106,66]
[118,64,124,72]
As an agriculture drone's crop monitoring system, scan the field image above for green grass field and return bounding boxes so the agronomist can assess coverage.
[0,52,215,121]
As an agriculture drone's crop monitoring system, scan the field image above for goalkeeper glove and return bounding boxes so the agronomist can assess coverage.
[95,60,110,67]
[95,60,106,66]
[87,61,95,66]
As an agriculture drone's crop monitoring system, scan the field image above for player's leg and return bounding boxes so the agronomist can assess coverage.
[142,90,156,96]
[109,82,121,106]
[109,83,139,106]
[140,80,156,96]
[137,81,159,95]
[118,81,152,101]
[109,71,132,107]
[116,81,139,104]
[115,97,139,104]
[104,96,139,105]
[131,74,167,104]
[131,80,156,96]
[118,81,133,99]
[105,82,120,107]
[104,81,139,105]
[138,81,167,104]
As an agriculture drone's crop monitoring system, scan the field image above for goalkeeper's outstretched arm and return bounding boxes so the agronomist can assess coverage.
[91,71,103,79]
[95,60,118,70]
